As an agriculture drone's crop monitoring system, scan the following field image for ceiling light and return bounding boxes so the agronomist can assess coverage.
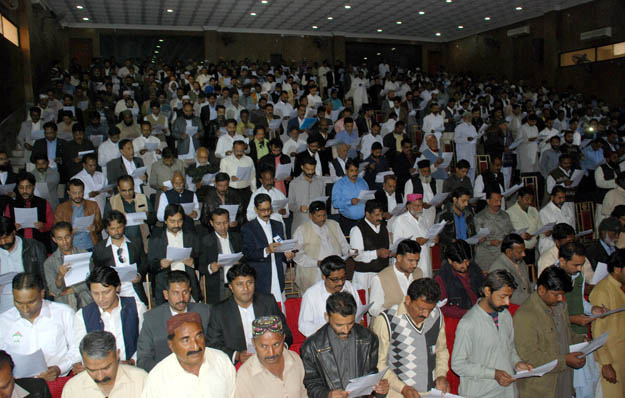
[159,39,164,42]
[458,25,464,29]
[261,0,268,3]
[396,21,402,25]
[166,8,174,13]
[155,50,159,54]
[82,17,89,21]
[377,52,381,55]
[435,32,441,36]
[391,47,396,51]
[418,10,425,15]
[446,0,452,3]
[250,12,256,16]
[327,16,333,20]
[76,5,84,9]
[312,25,318,29]
[344,5,351,9]
[363,57,367,60]
[156,45,160,48]
[377,28,383,32]
[484,16,491,20]
[515,6,523,10]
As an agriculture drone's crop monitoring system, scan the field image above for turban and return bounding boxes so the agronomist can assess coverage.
[252,315,284,338]
[167,312,202,335]
[406,193,423,202]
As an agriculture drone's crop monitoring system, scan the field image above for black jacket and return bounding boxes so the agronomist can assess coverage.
[198,227,244,304]
[206,293,292,361]
[241,219,287,295]
[586,240,611,272]
[15,377,52,398]
[301,323,381,398]
[20,237,48,296]
[258,153,291,180]
[437,209,477,253]
[30,138,64,164]
[91,238,148,305]
[199,186,245,230]
[374,189,402,213]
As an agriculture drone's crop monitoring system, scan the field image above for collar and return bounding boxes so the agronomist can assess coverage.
[257,217,271,228]
[106,236,130,247]
[364,218,380,232]
[215,231,229,240]
[248,349,292,378]
[11,383,29,398]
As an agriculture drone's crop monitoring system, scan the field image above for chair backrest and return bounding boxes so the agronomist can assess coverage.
[357,289,368,327]
[47,375,73,398]
[284,297,306,345]
[575,201,596,240]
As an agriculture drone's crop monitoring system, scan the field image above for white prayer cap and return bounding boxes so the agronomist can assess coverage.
[260,91,269,96]
[39,94,48,99]
[182,95,191,100]
[123,90,132,96]
[184,71,191,75]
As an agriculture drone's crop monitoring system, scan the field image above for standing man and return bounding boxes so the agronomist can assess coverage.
[539,186,576,255]
[455,112,478,183]
[474,186,514,271]
[171,102,204,160]
[506,187,542,267]
[452,270,532,398]
[488,234,533,305]
[288,157,325,233]
[106,139,147,194]
[54,179,103,251]
[72,153,108,215]
[332,159,369,235]
[372,278,449,397]
[518,114,539,173]
[436,187,476,255]
[219,141,256,207]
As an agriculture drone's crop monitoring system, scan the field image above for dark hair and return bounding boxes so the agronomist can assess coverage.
[607,248,625,273]
[325,291,357,317]
[72,123,85,133]
[86,266,121,289]
[517,186,534,198]
[210,208,229,220]
[51,221,72,236]
[551,185,566,196]
[445,240,472,263]
[537,266,572,292]
[16,171,36,186]
[610,205,625,219]
[166,270,191,289]
[0,350,14,371]
[320,255,347,277]
[481,269,518,296]
[345,158,359,170]
[68,178,85,189]
[254,193,272,208]
[12,272,44,291]
[117,175,134,186]
[226,262,257,284]
[501,233,524,253]
[161,147,175,159]
[396,239,421,256]
[365,199,383,214]
[0,216,16,237]
[552,223,575,241]
[32,153,49,163]
[164,203,184,220]
[215,172,230,183]
[118,139,133,150]
[302,155,317,166]
[43,121,58,131]
[485,184,502,199]
[452,187,471,200]
[407,278,441,303]
[558,241,586,262]
[82,153,97,164]
[309,201,326,214]
[269,138,283,149]
[103,210,127,229]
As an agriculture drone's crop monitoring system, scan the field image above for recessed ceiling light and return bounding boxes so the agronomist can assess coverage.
[376,52,381,55]
[82,17,89,21]
[363,57,368,60]
[418,11,425,15]
[312,25,318,29]
[250,12,256,16]
[166,8,174,13]
[261,0,268,3]
[344,5,351,9]
[446,0,452,3]
[515,6,523,10]
[156,45,160,48]
[76,5,84,9]
[377,28,383,32]
[327,16,333,20]
[484,16,491,20]
[159,39,164,42]
[155,50,159,53]
[391,47,396,51]
[435,32,441,36]
[396,21,402,25]
[458,25,464,29]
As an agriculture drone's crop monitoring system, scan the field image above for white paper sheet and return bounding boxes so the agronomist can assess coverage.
[89,135,103,147]
[73,214,95,232]
[509,137,524,150]
[12,349,48,378]
[144,142,159,151]
[511,359,558,379]
[275,163,292,180]
[163,180,173,190]
[465,228,490,245]
[534,222,556,236]
[186,125,199,137]
[219,204,239,222]
[274,239,297,253]
[78,150,95,157]
[14,207,38,229]
[269,119,282,131]
[356,302,373,323]
[438,152,453,169]
[201,173,217,185]
[391,203,406,216]
[426,221,447,241]
[427,192,450,207]
[420,389,464,398]
[358,190,377,201]
[218,252,244,266]
[166,246,192,262]
[570,169,584,188]
[513,227,528,235]
[569,332,609,356]
[181,202,195,215]
[502,183,524,197]
[324,138,339,147]
[590,262,609,285]
[575,229,593,238]
[115,263,138,282]
[589,306,625,319]
[63,252,92,286]
[99,184,116,193]
[0,184,15,196]
[125,212,148,227]
[236,166,252,181]
[375,171,394,184]
[272,199,288,210]
[345,368,388,397]
[131,167,148,178]
[31,129,45,140]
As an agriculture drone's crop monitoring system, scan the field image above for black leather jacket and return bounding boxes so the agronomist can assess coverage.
[301,323,385,398]
[21,237,48,296]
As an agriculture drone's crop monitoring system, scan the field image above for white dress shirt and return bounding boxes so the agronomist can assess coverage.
[391,211,433,277]
[422,113,445,134]
[546,167,573,195]
[238,304,256,353]
[369,265,414,317]
[258,217,283,304]
[219,154,256,190]
[106,236,143,301]
[215,133,248,159]
[73,296,146,361]
[98,139,121,173]
[538,200,576,254]
[156,191,200,222]
[360,133,383,161]
[385,191,398,214]
[166,230,186,271]
[0,300,79,375]
[298,280,362,337]
[329,157,347,178]
[246,186,289,221]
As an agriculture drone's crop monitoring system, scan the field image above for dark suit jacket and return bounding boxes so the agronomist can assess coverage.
[198,228,244,304]
[287,117,305,133]
[391,152,416,197]
[147,226,203,303]
[241,219,287,294]
[206,293,292,360]
[375,189,403,213]
[62,139,95,180]
[199,186,245,230]
[586,240,611,272]
[294,149,329,177]
[15,377,51,398]
[136,302,211,372]
[258,153,291,180]
[91,238,148,304]
[0,171,18,186]
[356,115,374,135]
[30,138,64,164]
[106,156,145,187]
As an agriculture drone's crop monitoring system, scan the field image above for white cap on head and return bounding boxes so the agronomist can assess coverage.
[182,95,191,100]
[39,94,48,99]
[123,90,132,97]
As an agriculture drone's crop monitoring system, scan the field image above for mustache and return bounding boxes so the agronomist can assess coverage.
[94,376,111,384]
[494,305,508,313]
[186,349,203,356]
[264,355,280,361]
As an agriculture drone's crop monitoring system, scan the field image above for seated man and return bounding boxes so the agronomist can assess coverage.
[301,292,389,398]
[506,187,542,267]
[92,210,148,305]
[185,147,219,199]
[106,139,147,193]
[198,208,243,305]
[474,185,514,271]
[63,331,148,398]
[72,153,108,215]
[156,171,199,230]
[373,278,449,397]
[136,271,210,372]
[207,263,291,365]
[147,204,202,305]
[331,159,369,235]
[293,201,351,292]
[298,256,363,337]
[403,159,437,227]
[54,178,103,251]
[369,238,425,317]
[0,273,78,380]
[362,142,390,190]
[488,234,532,305]
[0,216,47,312]
[141,312,235,398]
[437,187,476,255]
[0,350,51,398]
[435,240,485,319]
[288,156,325,233]
[32,154,60,210]
[199,172,245,230]
[235,316,307,398]
[473,156,506,211]
[74,265,147,368]
[43,222,92,310]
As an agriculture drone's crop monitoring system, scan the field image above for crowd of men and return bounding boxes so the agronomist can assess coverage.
[1,56,624,398]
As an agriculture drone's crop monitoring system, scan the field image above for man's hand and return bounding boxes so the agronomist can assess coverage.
[86,224,95,232]
[521,232,532,241]
[237,350,253,364]
[182,133,189,140]
[231,176,239,182]
[377,248,391,258]
[279,209,287,216]
[190,211,198,219]
[415,237,429,246]
[210,262,222,273]
[266,242,280,254]
[183,257,194,268]
[435,376,449,393]
[351,198,360,205]
[285,250,295,260]
[515,361,534,371]
[226,151,232,156]
[373,378,389,395]
[591,305,609,316]
[71,362,84,374]
[155,149,162,155]
[37,366,61,381]
[544,230,552,237]
[401,385,421,398]
[89,191,99,198]
[423,203,432,209]
[161,185,169,192]
[15,223,22,230]
[565,352,586,369]
[564,180,572,186]
[602,364,618,384]
[58,263,72,277]
[494,369,515,386]
[569,314,594,326]
[139,149,148,155]
[160,258,173,269]
[409,168,416,174]
[140,174,147,182]
[229,221,238,228]
[24,143,33,150]
[467,137,474,142]
[328,390,349,398]
[121,359,136,366]
[383,212,392,220]
[490,239,501,246]
[73,157,81,163]
[528,137,537,142]
[300,205,309,213]
[434,158,443,166]
[60,287,75,296]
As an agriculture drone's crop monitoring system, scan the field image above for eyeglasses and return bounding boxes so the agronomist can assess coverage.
[117,248,126,263]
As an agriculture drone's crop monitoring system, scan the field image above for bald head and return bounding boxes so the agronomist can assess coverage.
[172,171,185,192]
[196,147,209,165]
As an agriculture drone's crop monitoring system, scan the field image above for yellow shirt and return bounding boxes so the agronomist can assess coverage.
[61,364,147,398]
[590,274,625,366]
[235,349,308,398]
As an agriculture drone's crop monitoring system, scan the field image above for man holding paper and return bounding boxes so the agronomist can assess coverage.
[506,186,542,266]
[215,119,247,159]
[436,187,476,254]
[156,171,199,229]
[585,217,620,280]
[219,140,256,206]
[288,156,325,232]
[421,134,450,194]
[590,249,625,397]
[474,185,514,271]
[54,179,103,250]
[513,267,587,398]
[200,172,245,230]
[301,292,389,398]
[62,124,95,181]
[148,147,185,199]
[404,159,438,227]
[488,234,533,305]
[32,154,60,211]
[331,159,369,234]
[539,186,576,255]
[171,102,204,158]
[72,153,108,216]
[246,168,289,228]
[545,153,579,203]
